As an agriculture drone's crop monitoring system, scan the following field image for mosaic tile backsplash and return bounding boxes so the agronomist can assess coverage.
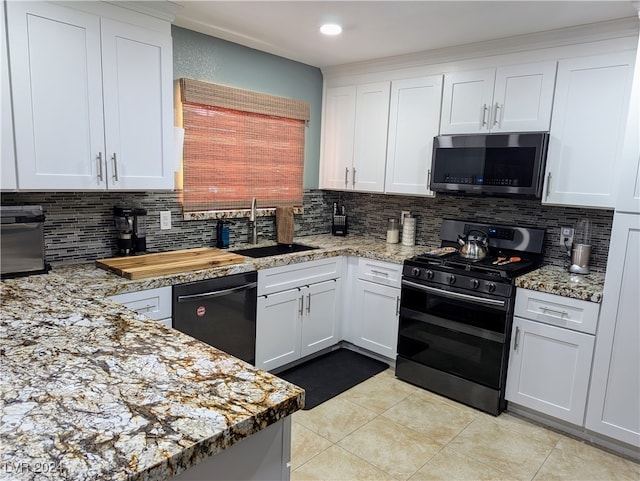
[1,189,612,272]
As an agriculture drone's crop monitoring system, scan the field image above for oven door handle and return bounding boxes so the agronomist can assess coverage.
[176,282,257,302]
[401,280,506,307]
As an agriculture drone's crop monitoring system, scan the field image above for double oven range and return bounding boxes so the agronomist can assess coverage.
[396,219,545,415]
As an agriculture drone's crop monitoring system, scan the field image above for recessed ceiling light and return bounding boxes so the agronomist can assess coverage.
[320,23,342,36]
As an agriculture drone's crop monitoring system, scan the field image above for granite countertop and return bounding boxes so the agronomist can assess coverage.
[1,234,603,481]
[515,265,606,303]
[0,234,426,481]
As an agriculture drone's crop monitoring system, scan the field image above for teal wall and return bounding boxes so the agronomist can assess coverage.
[172,26,323,189]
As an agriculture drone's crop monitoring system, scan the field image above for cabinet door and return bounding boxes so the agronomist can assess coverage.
[616,35,640,214]
[1,2,16,191]
[101,18,174,190]
[320,86,356,190]
[440,68,495,134]
[506,316,594,426]
[385,76,442,196]
[543,51,635,208]
[491,61,557,133]
[585,212,640,446]
[353,279,400,359]
[352,81,390,192]
[256,289,302,371]
[7,2,106,190]
[301,279,340,357]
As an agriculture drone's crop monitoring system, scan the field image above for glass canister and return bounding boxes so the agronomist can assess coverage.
[386,219,399,244]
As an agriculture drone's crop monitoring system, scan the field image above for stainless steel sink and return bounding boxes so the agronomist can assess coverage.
[232,243,319,258]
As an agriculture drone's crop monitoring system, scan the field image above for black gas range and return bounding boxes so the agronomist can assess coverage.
[396,219,545,415]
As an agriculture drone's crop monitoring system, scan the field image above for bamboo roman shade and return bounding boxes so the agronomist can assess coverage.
[179,78,309,212]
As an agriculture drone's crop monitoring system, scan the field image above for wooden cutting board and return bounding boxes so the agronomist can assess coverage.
[95,247,246,280]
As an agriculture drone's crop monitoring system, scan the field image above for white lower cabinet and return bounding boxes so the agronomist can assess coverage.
[585,212,640,447]
[506,288,599,426]
[351,258,401,360]
[109,286,172,328]
[506,316,594,425]
[255,259,342,371]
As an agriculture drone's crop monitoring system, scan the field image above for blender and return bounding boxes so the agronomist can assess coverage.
[569,217,592,274]
[113,207,147,255]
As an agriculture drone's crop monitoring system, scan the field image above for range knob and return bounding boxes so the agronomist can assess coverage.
[487,282,497,293]
[425,270,434,280]
[448,275,457,285]
[471,279,480,289]
[411,267,421,277]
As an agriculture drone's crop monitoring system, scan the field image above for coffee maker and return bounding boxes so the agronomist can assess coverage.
[113,207,147,255]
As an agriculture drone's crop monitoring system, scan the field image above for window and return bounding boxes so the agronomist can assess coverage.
[178,78,310,212]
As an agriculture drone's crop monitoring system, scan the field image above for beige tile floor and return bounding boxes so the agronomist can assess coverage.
[291,369,639,481]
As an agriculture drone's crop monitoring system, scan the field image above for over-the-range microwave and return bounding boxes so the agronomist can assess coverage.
[430,132,549,198]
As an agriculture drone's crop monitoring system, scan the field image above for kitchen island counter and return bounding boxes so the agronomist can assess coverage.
[515,265,606,302]
[0,272,304,481]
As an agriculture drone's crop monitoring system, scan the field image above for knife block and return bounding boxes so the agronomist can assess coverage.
[332,214,348,236]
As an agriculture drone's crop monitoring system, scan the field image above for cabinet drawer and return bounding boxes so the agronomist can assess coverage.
[109,286,172,321]
[515,289,600,334]
[357,258,402,288]
[258,257,343,296]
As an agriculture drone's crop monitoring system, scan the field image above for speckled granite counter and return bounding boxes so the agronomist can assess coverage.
[515,265,606,303]
[0,234,426,481]
[52,234,430,298]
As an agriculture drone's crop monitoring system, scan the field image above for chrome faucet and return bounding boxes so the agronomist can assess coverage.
[248,197,258,244]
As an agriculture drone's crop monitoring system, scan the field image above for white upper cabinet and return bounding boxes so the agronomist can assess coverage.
[1,2,17,190]
[440,61,557,134]
[6,1,174,191]
[384,75,443,196]
[320,86,356,190]
[352,82,390,192]
[543,51,635,208]
[320,82,390,192]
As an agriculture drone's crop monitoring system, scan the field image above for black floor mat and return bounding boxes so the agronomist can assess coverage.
[278,349,388,410]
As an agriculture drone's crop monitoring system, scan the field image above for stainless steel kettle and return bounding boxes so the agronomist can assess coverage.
[457,229,489,260]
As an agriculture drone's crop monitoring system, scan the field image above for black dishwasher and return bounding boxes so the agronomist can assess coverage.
[173,271,257,364]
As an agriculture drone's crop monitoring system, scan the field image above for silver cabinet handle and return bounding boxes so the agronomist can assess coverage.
[344,167,349,187]
[539,306,569,318]
[352,168,356,187]
[546,172,552,199]
[481,104,489,127]
[395,296,400,316]
[134,304,156,314]
[97,152,104,181]
[427,169,431,191]
[514,326,521,351]
[299,295,304,316]
[493,102,501,127]
[112,153,119,181]
[306,293,311,314]
[370,269,389,278]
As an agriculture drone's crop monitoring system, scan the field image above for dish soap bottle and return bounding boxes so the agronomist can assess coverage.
[216,220,230,248]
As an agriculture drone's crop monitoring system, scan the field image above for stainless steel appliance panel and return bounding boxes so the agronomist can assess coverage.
[1,205,47,277]
[173,272,258,364]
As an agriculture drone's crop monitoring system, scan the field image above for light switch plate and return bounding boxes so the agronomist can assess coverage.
[160,211,172,230]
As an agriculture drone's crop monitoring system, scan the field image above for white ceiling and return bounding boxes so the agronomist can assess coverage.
[171,1,639,68]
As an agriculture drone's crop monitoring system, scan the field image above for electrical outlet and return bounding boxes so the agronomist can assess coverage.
[559,226,574,249]
[160,211,172,230]
[401,210,411,225]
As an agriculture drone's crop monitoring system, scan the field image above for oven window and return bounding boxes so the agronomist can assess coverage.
[401,285,508,335]
[397,315,504,389]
